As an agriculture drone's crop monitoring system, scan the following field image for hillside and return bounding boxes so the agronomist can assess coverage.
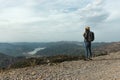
[36,43,84,56]
[0,41,110,57]
[0,42,120,80]
[93,42,120,56]
[36,42,120,57]
[0,42,119,69]
[0,42,83,57]
[0,43,43,57]
[0,41,100,69]
[0,51,120,80]
[0,53,15,69]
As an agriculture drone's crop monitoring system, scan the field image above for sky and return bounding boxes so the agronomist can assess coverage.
[0,0,119,42]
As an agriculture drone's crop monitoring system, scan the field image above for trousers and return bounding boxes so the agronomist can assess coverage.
[84,41,92,58]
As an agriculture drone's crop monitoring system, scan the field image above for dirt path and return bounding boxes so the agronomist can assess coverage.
[0,51,120,80]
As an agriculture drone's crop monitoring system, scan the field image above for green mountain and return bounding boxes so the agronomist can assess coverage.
[0,52,16,69]
[0,41,115,57]
[36,42,85,56]
[0,43,48,57]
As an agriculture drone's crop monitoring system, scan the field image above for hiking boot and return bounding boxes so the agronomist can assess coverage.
[89,58,93,60]
[84,58,89,61]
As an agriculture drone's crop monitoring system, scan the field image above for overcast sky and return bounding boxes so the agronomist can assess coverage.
[0,0,119,42]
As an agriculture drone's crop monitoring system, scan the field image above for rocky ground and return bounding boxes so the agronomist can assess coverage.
[0,51,120,80]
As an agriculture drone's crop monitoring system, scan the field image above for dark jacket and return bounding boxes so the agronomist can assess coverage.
[83,30,93,42]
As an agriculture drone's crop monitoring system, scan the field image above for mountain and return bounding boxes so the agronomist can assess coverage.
[0,52,16,69]
[36,41,120,57]
[36,42,84,56]
[93,42,120,56]
[0,43,25,57]
[0,42,49,57]
[0,41,119,57]
[0,42,83,57]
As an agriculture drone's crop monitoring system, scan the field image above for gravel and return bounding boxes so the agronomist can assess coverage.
[0,51,120,80]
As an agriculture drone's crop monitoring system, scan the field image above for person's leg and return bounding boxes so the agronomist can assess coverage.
[88,42,92,59]
[84,41,89,60]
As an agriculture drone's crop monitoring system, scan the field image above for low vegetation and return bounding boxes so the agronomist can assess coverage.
[9,54,84,69]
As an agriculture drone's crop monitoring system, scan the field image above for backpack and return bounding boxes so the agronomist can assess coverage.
[84,31,95,42]
[88,31,94,41]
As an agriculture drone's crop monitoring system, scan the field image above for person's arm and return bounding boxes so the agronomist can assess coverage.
[83,32,87,39]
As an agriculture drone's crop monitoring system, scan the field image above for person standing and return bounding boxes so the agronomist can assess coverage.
[83,26,94,60]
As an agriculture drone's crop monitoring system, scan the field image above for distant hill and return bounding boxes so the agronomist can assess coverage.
[35,42,110,57]
[93,42,120,56]
[0,41,119,57]
[36,41,120,57]
[36,42,84,56]
[0,52,16,69]
[0,43,49,57]
[0,41,82,57]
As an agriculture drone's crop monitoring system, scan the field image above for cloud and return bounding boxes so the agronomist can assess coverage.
[0,0,119,42]
[76,0,109,26]
[104,0,120,21]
